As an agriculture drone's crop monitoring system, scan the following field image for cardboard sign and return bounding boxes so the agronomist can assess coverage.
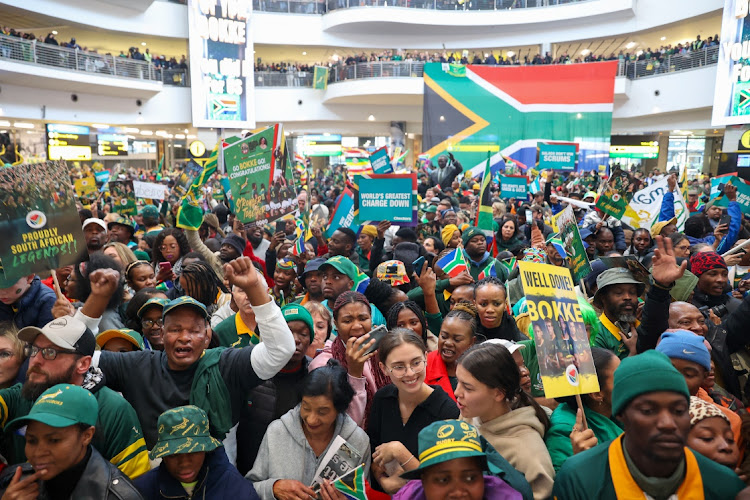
[0,161,86,285]
[369,146,392,174]
[109,180,136,216]
[519,261,599,398]
[223,124,298,228]
[556,205,591,282]
[74,176,97,200]
[133,181,168,200]
[538,143,577,171]
[595,167,634,220]
[325,188,355,238]
[353,173,417,225]
[500,175,528,199]
[710,175,750,215]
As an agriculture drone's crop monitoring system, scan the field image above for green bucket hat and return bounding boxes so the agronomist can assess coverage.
[137,297,169,319]
[149,405,223,460]
[96,329,145,351]
[6,384,98,431]
[401,419,486,479]
[162,296,208,321]
[592,267,645,309]
[281,304,315,342]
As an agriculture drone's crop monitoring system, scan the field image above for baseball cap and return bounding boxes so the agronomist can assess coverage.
[483,338,525,355]
[137,297,168,319]
[319,255,359,283]
[18,316,96,356]
[139,205,160,218]
[96,329,145,351]
[162,296,209,320]
[82,218,107,233]
[7,384,98,431]
[402,420,487,480]
[107,214,135,232]
[149,405,222,460]
[301,258,326,286]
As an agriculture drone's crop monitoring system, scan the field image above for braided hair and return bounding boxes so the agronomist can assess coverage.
[179,262,229,312]
[385,300,428,343]
[444,301,479,338]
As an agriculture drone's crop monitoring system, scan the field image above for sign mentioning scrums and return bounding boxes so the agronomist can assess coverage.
[187,0,255,129]
[713,0,750,126]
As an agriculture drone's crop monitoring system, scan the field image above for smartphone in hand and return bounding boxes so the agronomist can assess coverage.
[364,325,389,355]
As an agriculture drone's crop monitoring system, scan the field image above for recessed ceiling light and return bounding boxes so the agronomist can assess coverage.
[302,51,307,55]
[141,42,147,46]
[581,49,590,55]
[13,122,34,129]
[367,115,375,121]
[626,42,636,49]
[660,36,666,41]
[51,30,57,35]
[439,116,445,121]
[506,51,515,57]
[124,127,139,133]
[91,123,109,129]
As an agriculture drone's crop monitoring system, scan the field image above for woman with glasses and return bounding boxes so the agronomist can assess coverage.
[368,328,459,494]
[669,231,692,259]
[152,228,190,286]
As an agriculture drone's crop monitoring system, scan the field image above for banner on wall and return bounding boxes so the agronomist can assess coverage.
[223,124,298,228]
[519,261,599,399]
[422,62,616,174]
[0,161,86,285]
[187,0,254,128]
[712,0,750,126]
[352,173,417,225]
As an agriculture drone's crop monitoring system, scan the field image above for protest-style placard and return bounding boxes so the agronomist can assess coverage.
[94,170,111,184]
[353,173,417,225]
[519,261,599,398]
[133,181,168,200]
[223,124,298,228]
[595,167,634,220]
[538,143,577,171]
[220,177,234,212]
[369,146,392,174]
[556,205,591,282]
[74,176,97,200]
[710,175,750,214]
[0,161,86,284]
[325,187,355,238]
[500,175,528,199]
[109,180,136,215]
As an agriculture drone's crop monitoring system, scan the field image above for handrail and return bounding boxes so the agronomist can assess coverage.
[0,33,190,87]
[255,49,719,88]
[253,0,593,14]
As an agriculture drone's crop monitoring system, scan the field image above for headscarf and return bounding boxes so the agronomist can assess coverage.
[441,224,460,247]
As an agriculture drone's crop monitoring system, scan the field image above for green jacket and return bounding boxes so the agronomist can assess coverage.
[519,339,545,398]
[592,313,630,360]
[552,436,745,500]
[544,402,623,472]
[190,347,232,439]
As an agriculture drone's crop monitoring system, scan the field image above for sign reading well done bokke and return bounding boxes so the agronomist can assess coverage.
[354,173,417,225]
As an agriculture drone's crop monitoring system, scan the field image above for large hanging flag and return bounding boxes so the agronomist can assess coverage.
[475,151,494,244]
[313,66,329,90]
[436,248,469,278]
[422,62,616,175]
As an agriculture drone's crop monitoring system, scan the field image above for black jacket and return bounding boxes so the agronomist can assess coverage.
[0,447,142,500]
[428,160,463,190]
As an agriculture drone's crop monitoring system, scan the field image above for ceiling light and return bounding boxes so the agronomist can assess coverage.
[141,42,147,46]
[302,51,307,55]
[0,120,10,127]
[141,130,154,136]
[332,54,340,62]
[175,134,186,139]
[439,115,445,121]
[506,51,515,57]
[13,122,34,129]
[581,49,590,55]
[323,132,330,136]
[636,50,644,56]
[124,127,139,133]
[284,130,290,136]
[155,130,168,136]
[187,134,197,139]
[625,42,636,49]
[91,123,109,129]
[367,114,375,121]
[136,116,145,124]
[660,36,666,41]
[51,30,58,35]
[576,113,582,119]
[184,129,189,134]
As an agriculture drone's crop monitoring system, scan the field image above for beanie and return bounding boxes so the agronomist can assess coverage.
[361,225,377,240]
[655,330,711,371]
[462,227,484,247]
[689,251,727,277]
[281,304,315,342]
[222,234,246,256]
[611,350,689,416]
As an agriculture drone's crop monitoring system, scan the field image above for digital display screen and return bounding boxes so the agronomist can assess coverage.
[97,134,128,156]
[609,143,659,159]
[46,124,92,161]
[301,134,343,157]
[738,154,750,167]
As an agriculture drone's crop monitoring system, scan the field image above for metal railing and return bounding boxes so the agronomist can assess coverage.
[253,0,590,13]
[0,33,190,86]
[616,45,719,79]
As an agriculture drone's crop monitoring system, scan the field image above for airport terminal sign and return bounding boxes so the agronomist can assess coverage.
[187,0,254,128]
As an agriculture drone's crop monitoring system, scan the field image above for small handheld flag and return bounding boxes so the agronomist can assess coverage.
[436,249,469,278]
[333,464,368,500]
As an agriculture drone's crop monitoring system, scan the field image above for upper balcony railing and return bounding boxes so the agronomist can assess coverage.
[253,0,591,14]
[0,34,190,87]
[255,47,720,87]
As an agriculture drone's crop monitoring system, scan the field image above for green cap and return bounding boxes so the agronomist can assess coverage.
[139,205,160,218]
[281,304,314,341]
[107,214,135,232]
[319,255,359,283]
[424,205,437,214]
[611,350,689,416]
[96,329,145,351]
[401,419,486,479]
[7,384,98,431]
[133,250,150,261]
[149,405,223,460]
[162,296,208,320]
[137,297,169,319]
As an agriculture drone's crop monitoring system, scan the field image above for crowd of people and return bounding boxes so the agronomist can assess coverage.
[0,152,749,499]
[255,33,718,75]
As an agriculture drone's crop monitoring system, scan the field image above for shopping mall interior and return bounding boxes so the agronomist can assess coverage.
[0,0,739,178]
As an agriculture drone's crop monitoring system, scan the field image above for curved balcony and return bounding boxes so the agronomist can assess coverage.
[252,0,590,14]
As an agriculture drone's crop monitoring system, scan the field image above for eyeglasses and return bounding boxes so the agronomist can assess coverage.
[141,319,163,329]
[385,358,426,378]
[24,344,78,360]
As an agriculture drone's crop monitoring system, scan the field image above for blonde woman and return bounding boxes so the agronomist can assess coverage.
[303,300,332,358]
[0,321,25,389]
[103,242,137,269]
